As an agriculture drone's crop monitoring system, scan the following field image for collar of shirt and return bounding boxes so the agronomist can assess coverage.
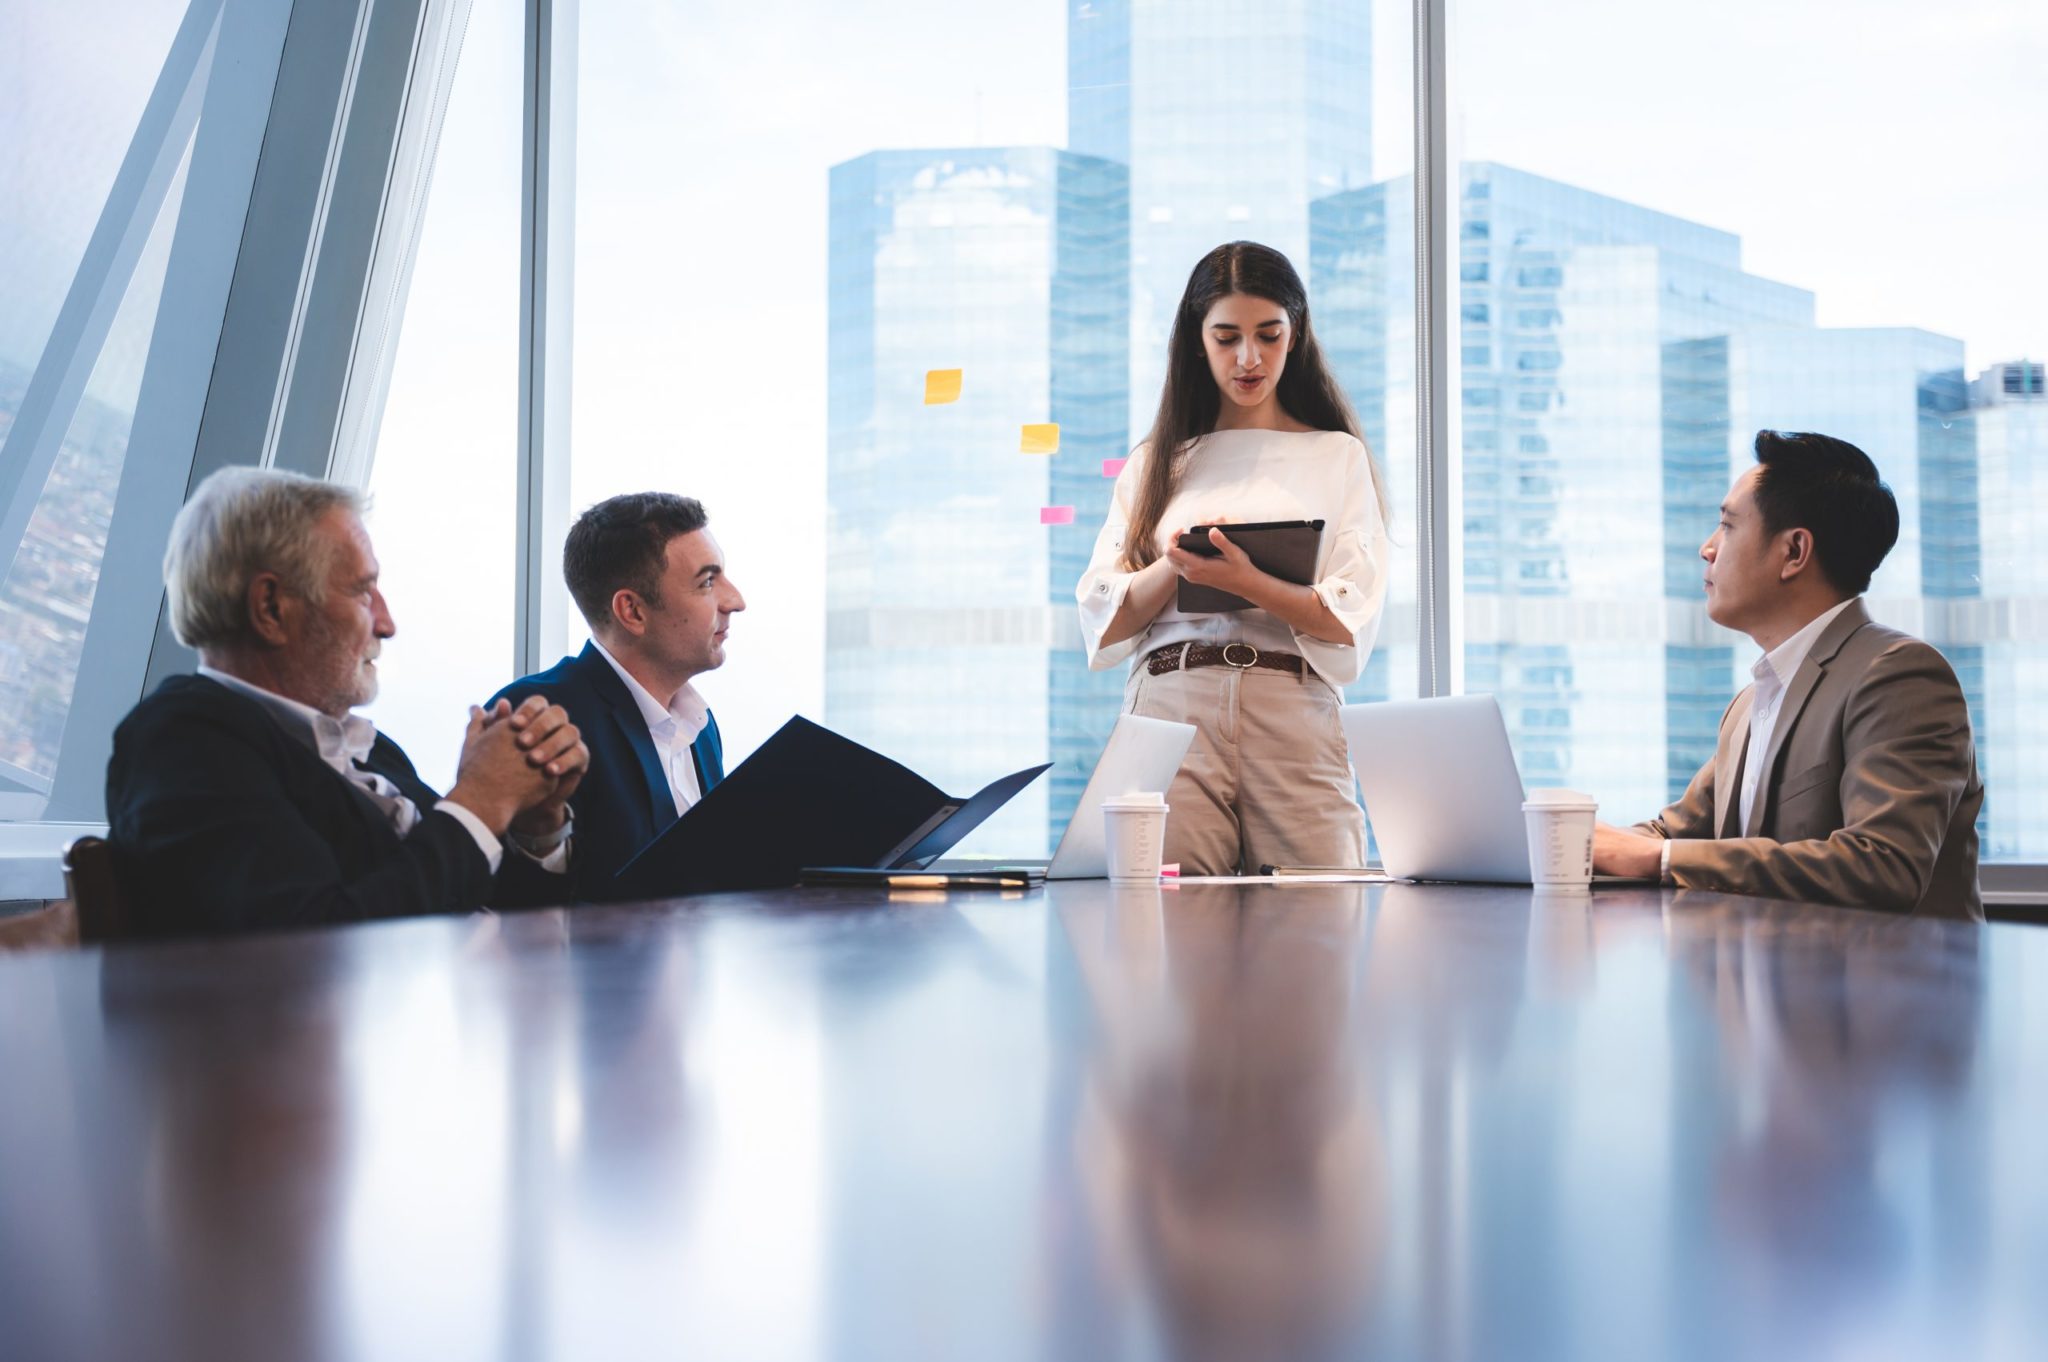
[1750,597,1858,698]
[589,638,710,747]
[198,664,379,776]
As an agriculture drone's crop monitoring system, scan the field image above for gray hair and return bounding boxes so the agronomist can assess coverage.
[163,466,365,650]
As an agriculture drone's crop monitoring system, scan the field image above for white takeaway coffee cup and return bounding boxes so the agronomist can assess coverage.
[1522,788,1598,892]
[1102,792,1169,881]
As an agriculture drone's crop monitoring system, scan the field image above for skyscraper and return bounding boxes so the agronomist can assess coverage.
[826,5,1383,853]
[1309,177,1416,710]
[1319,163,1817,813]
[1069,0,1376,445]
[826,147,1127,853]
[1312,163,2036,847]
[1970,361,2048,855]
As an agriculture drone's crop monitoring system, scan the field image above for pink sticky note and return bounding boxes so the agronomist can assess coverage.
[1102,457,1128,478]
[1040,505,1075,525]
[1159,863,1181,878]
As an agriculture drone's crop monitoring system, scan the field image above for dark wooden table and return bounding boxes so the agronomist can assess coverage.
[1,882,2041,1361]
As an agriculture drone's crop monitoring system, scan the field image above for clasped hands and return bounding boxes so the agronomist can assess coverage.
[448,695,589,840]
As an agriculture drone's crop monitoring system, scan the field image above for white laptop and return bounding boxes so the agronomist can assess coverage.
[1045,714,1199,879]
[1340,695,1533,884]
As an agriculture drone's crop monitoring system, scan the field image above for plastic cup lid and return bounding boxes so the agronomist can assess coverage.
[1522,788,1597,810]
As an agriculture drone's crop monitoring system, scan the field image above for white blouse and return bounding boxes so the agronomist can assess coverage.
[1075,428,1389,689]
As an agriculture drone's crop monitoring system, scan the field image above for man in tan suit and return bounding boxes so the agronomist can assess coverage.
[1593,431,1984,920]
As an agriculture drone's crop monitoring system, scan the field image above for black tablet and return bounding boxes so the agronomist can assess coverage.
[1174,519,1325,613]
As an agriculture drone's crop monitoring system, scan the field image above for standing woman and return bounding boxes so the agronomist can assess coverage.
[1077,241,1389,875]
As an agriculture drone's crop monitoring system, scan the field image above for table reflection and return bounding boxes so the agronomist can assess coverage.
[97,941,357,1361]
[473,908,708,1361]
[0,882,2032,1362]
[1662,897,1986,1359]
[1059,884,1384,1360]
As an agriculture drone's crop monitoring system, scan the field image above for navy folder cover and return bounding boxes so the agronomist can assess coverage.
[612,716,1051,897]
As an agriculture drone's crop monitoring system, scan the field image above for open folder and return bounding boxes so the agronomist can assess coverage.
[612,716,1051,898]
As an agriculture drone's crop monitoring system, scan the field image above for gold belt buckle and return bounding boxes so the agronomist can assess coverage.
[1222,642,1259,669]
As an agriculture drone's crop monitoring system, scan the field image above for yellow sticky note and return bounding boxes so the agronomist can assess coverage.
[924,369,962,405]
[1020,423,1060,454]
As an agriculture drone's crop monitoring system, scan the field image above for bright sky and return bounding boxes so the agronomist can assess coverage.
[1454,0,2048,370]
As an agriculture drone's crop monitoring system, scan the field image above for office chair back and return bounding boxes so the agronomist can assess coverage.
[64,836,131,945]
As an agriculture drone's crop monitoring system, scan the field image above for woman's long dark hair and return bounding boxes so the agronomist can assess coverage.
[1120,240,1388,571]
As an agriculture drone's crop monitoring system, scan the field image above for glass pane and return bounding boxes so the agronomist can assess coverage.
[1453,0,2048,858]
[360,0,523,792]
[0,1,192,373]
[0,0,197,818]
[572,1,1417,856]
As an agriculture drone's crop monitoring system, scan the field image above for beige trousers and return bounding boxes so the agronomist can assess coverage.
[1124,654,1366,875]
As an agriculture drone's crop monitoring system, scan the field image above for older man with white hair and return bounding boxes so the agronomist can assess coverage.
[106,466,589,938]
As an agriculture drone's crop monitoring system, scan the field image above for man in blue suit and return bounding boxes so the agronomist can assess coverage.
[493,493,746,900]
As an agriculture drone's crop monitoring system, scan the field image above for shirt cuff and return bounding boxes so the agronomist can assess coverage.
[1309,578,1369,642]
[435,799,504,874]
[1660,838,1674,886]
[508,810,574,874]
[1078,572,1142,669]
[520,839,571,874]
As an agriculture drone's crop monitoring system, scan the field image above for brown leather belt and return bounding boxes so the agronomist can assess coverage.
[1145,642,1305,677]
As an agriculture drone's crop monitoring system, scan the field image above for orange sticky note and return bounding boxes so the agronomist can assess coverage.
[1102,457,1127,478]
[924,369,962,405]
[1040,505,1075,525]
[1020,423,1060,454]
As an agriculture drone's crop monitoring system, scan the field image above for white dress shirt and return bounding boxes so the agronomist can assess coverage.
[1737,598,1857,835]
[1075,429,1390,689]
[1660,597,1858,880]
[589,639,711,817]
[198,665,570,874]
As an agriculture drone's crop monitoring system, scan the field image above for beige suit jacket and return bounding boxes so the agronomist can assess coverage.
[1633,599,1984,920]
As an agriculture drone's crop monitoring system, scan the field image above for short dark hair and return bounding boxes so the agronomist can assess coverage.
[563,492,709,630]
[1749,430,1899,596]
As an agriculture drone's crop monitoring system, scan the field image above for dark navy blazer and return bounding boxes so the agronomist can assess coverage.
[106,674,563,939]
[491,642,725,902]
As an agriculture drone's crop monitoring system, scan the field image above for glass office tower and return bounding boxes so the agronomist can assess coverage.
[1318,163,2032,845]
[1324,164,1815,815]
[1456,164,1814,817]
[1706,326,1987,830]
[1307,177,1414,709]
[1970,362,2048,856]
[1068,0,1375,446]
[826,148,1127,855]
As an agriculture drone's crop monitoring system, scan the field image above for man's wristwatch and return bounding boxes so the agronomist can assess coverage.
[508,805,574,857]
